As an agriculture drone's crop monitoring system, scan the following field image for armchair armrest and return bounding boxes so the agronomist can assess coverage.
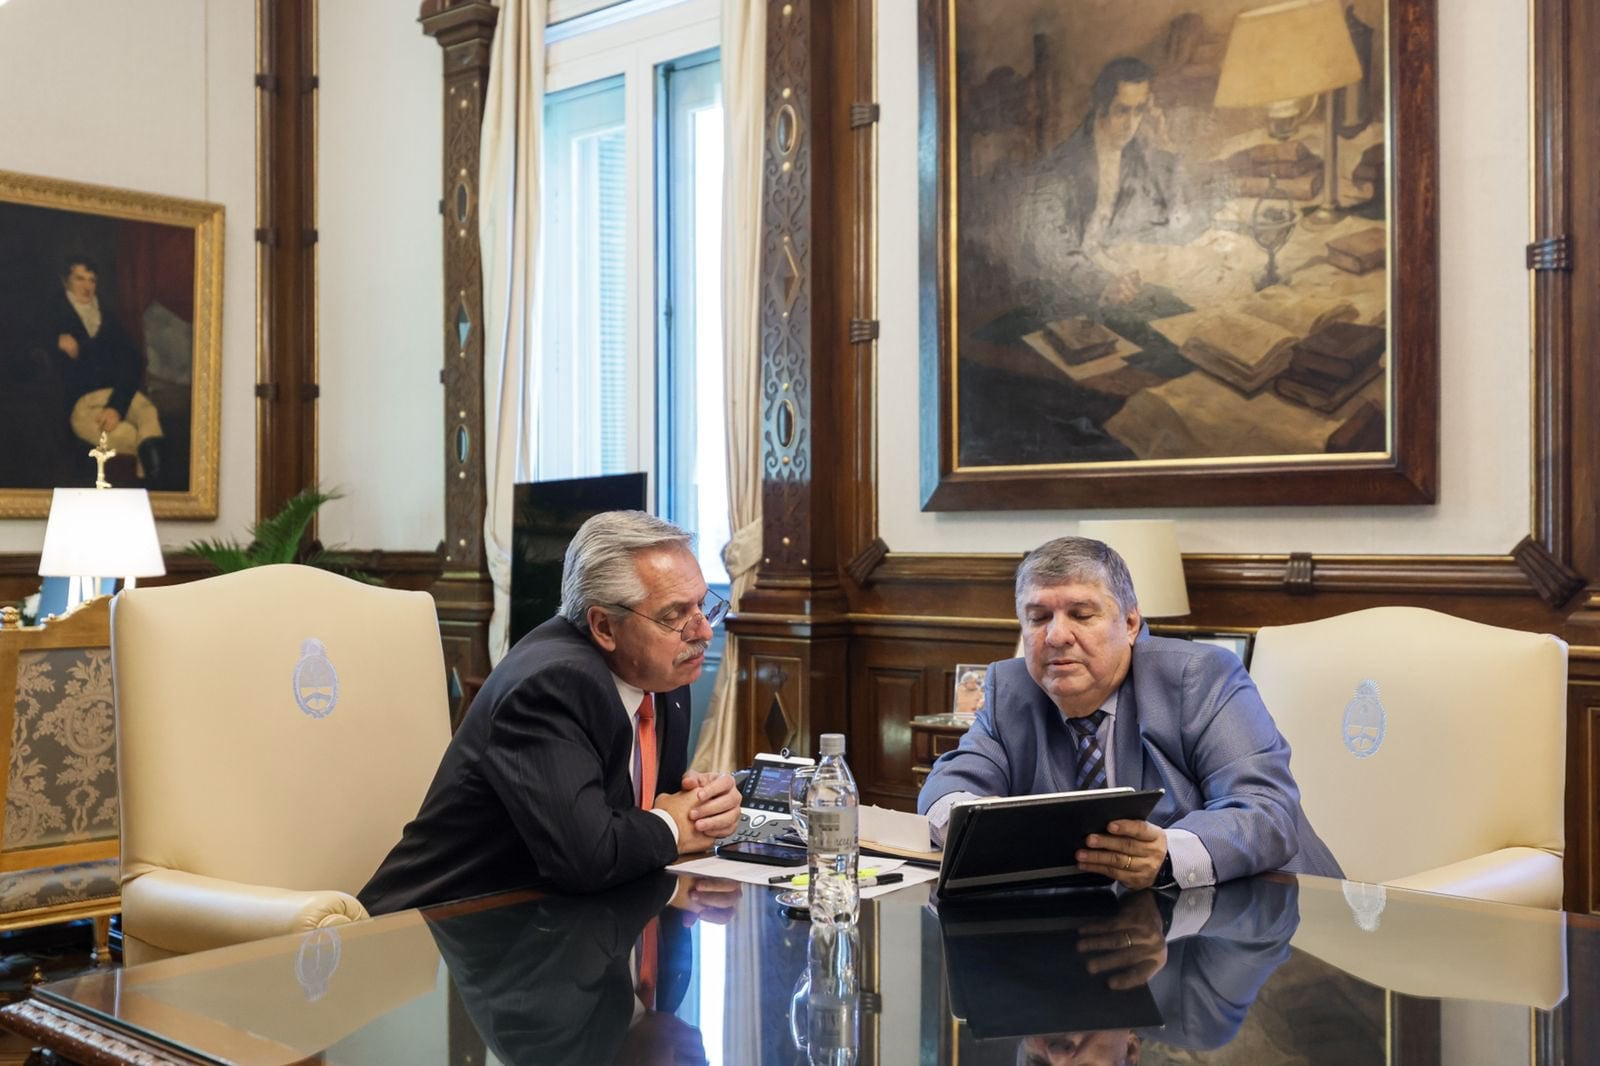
[1383,847,1564,909]
[122,866,368,956]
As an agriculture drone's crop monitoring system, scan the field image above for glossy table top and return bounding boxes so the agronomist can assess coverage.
[9,872,1597,1065]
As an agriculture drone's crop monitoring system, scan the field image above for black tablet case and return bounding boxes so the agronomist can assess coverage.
[938,892,1165,1039]
[937,788,1164,897]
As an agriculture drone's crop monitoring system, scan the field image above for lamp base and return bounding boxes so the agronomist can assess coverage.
[1301,203,1346,231]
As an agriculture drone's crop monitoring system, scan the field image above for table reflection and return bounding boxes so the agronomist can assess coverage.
[427,873,740,1065]
[938,877,1299,1065]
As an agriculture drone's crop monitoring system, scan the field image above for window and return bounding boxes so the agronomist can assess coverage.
[534,0,727,585]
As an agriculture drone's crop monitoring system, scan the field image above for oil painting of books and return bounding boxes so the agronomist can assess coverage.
[1021,316,1139,382]
[1275,322,1386,413]
[1160,291,1359,396]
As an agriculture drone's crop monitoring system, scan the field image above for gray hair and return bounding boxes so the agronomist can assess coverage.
[559,511,693,633]
[1014,536,1138,617]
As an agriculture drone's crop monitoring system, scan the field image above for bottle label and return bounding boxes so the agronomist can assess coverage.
[810,808,857,851]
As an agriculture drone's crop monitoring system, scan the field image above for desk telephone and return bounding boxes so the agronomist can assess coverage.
[721,751,814,855]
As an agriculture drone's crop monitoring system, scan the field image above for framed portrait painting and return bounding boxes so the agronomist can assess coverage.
[0,171,223,518]
[918,0,1437,510]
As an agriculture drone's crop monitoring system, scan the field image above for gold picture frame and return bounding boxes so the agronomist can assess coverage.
[0,170,223,519]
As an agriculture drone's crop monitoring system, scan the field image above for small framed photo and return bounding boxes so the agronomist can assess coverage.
[952,663,990,717]
[1189,633,1254,669]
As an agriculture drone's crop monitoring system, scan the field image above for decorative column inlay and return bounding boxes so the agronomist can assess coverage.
[759,0,817,578]
[421,0,498,711]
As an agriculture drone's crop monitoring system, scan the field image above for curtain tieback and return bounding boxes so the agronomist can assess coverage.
[721,518,764,578]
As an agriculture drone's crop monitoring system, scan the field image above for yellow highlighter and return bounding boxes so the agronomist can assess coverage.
[769,867,880,887]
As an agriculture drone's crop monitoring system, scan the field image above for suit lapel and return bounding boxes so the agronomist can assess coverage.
[1112,670,1144,790]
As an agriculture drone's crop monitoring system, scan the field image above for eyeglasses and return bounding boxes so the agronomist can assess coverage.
[607,588,729,639]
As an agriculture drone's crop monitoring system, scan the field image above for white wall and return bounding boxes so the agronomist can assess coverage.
[0,0,257,553]
[317,0,445,551]
[876,0,1531,557]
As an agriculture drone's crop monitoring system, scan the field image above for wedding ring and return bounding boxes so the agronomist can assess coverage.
[1124,934,1132,948]
[1122,854,1131,870]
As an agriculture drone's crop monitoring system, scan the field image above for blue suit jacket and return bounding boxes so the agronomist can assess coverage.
[918,634,1341,883]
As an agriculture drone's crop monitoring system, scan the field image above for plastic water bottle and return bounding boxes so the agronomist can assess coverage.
[806,733,859,927]
[806,924,860,1065]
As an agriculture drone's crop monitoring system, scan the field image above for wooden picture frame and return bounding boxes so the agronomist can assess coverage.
[918,0,1437,510]
[0,170,223,518]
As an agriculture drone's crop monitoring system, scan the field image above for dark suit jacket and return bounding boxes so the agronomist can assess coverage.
[427,874,692,1065]
[46,293,144,418]
[919,633,1342,882]
[359,617,690,913]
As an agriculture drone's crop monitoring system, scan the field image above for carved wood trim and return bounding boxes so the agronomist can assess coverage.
[842,536,889,587]
[256,0,319,522]
[1514,535,1588,608]
[420,2,498,691]
[0,998,215,1065]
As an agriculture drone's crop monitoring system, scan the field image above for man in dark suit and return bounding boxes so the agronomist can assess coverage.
[360,511,741,913]
[48,256,167,482]
[919,536,1340,890]
[427,873,738,1065]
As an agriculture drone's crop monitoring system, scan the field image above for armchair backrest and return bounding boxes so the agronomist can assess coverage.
[0,596,118,872]
[1250,606,1566,886]
[113,566,450,897]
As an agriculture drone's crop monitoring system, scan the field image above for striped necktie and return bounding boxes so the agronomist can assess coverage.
[1066,710,1108,791]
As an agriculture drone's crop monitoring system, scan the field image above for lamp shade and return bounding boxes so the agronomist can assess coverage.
[1076,519,1190,618]
[1213,0,1363,108]
[38,488,166,580]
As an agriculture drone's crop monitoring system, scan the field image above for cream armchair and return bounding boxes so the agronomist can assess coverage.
[112,565,451,962]
[1250,606,1567,908]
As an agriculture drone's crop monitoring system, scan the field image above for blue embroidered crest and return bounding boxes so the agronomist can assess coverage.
[295,927,342,1002]
[1341,679,1385,758]
[293,638,339,719]
[1342,881,1387,933]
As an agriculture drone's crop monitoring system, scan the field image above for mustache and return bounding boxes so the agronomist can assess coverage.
[675,640,710,663]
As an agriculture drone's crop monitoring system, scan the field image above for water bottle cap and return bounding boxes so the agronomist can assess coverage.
[819,733,846,755]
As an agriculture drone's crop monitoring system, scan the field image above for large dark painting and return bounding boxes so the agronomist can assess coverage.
[0,171,222,518]
[919,0,1437,509]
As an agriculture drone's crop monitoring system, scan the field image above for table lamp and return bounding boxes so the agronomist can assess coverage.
[1214,0,1365,275]
[1076,519,1190,618]
[38,487,166,613]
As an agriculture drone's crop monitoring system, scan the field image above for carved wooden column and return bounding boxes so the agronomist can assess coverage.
[729,0,871,763]
[420,1,497,712]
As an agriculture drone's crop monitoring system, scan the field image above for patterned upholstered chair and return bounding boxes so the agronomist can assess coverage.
[0,597,120,959]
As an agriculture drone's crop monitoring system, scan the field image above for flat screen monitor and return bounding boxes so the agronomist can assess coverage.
[510,472,648,649]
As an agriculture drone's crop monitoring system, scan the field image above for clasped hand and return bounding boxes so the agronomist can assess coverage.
[654,771,740,853]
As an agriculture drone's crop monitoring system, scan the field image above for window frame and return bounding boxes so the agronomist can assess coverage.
[541,0,720,501]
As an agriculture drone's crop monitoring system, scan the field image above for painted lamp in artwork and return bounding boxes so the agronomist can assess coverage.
[1214,0,1365,284]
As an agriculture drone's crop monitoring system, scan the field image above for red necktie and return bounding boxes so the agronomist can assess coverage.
[636,915,660,1010]
[637,693,657,810]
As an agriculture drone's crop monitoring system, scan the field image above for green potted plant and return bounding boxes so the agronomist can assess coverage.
[183,486,378,583]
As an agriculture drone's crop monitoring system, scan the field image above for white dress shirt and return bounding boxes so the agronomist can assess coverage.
[612,674,680,845]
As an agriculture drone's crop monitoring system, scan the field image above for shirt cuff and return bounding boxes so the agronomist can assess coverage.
[1166,885,1216,941]
[927,791,981,847]
[1163,827,1216,889]
[650,807,680,846]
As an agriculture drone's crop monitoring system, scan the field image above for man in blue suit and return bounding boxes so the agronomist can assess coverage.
[918,536,1340,889]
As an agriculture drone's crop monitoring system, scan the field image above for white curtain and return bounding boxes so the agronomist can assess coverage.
[692,0,767,772]
[479,0,547,664]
